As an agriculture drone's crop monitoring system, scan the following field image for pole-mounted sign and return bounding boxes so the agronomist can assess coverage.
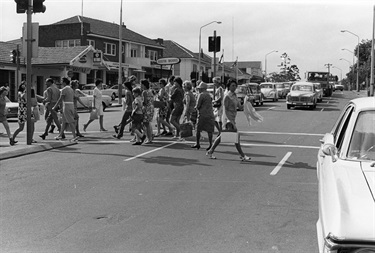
[156,58,181,65]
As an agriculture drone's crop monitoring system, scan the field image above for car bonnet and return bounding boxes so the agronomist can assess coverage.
[329,161,375,241]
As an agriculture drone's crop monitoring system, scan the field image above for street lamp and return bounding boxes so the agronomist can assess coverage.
[341,30,360,91]
[264,50,278,81]
[340,58,352,90]
[341,49,355,90]
[198,21,221,80]
[332,66,342,81]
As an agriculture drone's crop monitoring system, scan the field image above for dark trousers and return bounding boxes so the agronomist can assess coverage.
[43,104,61,135]
[118,111,132,137]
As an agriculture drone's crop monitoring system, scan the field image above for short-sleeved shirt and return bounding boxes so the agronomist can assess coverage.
[93,87,102,109]
[124,90,133,112]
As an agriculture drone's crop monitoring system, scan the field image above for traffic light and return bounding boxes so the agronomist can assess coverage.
[33,0,46,13]
[15,0,28,13]
[208,36,221,52]
[10,50,20,64]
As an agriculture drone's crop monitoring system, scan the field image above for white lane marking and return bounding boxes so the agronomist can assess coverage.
[124,142,177,162]
[270,152,292,176]
[238,131,324,136]
[241,143,319,149]
[268,107,276,110]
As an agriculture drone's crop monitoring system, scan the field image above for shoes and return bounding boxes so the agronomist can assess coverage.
[206,151,216,159]
[49,125,55,133]
[191,144,200,150]
[177,137,185,142]
[132,142,142,145]
[9,138,15,146]
[112,134,121,139]
[206,145,212,151]
[165,132,173,136]
[172,136,179,139]
[83,124,87,132]
[140,135,146,144]
[144,140,153,144]
[31,139,37,143]
[70,137,79,143]
[114,125,119,134]
[160,131,168,136]
[55,136,63,140]
[100,128,108,132]
[39,134,47,140]
[62,134,66,139]
[77,134,84,138]
[129,137,136,142]
[240,155,251,162]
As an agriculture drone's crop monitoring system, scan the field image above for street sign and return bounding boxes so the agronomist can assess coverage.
[93,51,102,63]
[156,57,181,65]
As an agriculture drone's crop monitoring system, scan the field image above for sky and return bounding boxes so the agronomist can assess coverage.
[0,0,374,80]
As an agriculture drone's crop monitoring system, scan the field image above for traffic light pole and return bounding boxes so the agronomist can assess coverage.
[26,0,32,145]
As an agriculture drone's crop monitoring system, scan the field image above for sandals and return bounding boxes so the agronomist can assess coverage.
[240,155,251,162]
[206,151,216,159]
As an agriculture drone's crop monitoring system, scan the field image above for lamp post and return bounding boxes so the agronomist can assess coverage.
[340,58,352,90]
[341,30,360,91]
[264,50,278,81]
[341,49,355,90]
[198,21,221,80]
[332,66,342,81]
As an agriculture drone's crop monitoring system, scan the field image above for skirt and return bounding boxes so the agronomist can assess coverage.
[196,115,215,133]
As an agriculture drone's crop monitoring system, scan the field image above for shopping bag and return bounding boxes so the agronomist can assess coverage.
[90,108,98,120]
[180,122,193,138]
[153,100,165,109]
[38,103,45,115]
[32,106,40,121]
[220,132,239,143]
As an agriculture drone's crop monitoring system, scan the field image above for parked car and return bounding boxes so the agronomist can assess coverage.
[333,83,344,91]
[314,83,323,102]
[5,97,18,118]
[260,82,278,101]
[286,81,317,110]
[316,97,375,253]
[76,89,112,111]
[247,83,264,106]
[275,82,287,98]
[235,84,254,110]
[81,83,119,100]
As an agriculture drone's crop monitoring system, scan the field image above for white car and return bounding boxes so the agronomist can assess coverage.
[286,82,317,109]
[76,89,112,111]
[316,97,375,253]
[81,83,120,101]
[260,82,278,101]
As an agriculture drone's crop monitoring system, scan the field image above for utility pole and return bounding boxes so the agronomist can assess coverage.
[325,63,333,94]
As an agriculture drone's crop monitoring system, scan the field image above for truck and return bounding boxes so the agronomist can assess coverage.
[306,71,333,97]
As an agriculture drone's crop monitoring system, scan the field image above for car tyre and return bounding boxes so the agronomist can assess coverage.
[102,102,107,111]
[111,93,116,101]
[287,104,291,109]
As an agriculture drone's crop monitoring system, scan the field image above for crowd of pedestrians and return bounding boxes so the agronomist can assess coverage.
[2,75,258,162]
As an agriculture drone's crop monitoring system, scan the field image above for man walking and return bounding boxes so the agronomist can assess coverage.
[40,78,62,140]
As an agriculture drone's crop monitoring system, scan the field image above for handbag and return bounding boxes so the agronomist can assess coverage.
[90,108,99,120]
[213,100,221,108]
[180,122,193,138]
[220,122,239,143]
[153,100,166,109]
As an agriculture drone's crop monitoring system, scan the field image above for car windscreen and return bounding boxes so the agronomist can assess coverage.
[235,86,247,93]
[261,84,272,89]
[347,111,375,161]
[292,85,312,91]
[276,84,285,88]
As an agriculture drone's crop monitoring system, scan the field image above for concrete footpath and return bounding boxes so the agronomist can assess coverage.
[0,139,77,161]
[0,102,122,161]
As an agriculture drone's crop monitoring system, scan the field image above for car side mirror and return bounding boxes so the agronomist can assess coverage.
[322,143,338,163]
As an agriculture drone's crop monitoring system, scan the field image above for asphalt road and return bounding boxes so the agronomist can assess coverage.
[0,90,364,252]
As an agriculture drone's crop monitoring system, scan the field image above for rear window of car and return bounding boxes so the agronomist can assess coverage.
[292,85,312,91]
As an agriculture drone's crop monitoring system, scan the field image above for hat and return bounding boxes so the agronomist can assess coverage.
[128,75,137,82]
[196,82,207,89]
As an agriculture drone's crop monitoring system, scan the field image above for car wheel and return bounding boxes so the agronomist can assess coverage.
[102,102,107,111]
[256,102,259,106]
[287,104,291,109]
[111,93,116,101]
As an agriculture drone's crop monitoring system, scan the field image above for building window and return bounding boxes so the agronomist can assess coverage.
[55,39,81,47]
[104,43,116,56]
[87,40,95,48]
[148,50,158,61]
[131,48,137,58]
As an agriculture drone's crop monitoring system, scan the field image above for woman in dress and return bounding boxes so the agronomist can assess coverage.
[182,80,196,122]
[0,87,14,145]
[12,85,37,143]
[141,79,155,144]
[170,77,184,139]
[131,87,146,145]
[212,76,224,134]
[155,79,173,137]
[83,79,107,132]
[71,80,88,138]
[206,79,251,162]
[191,82,215,150]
